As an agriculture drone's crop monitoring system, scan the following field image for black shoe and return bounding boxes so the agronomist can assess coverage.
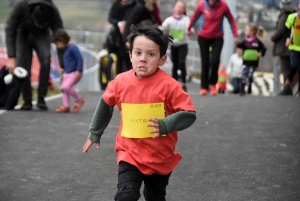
[182,85,187,92]
[20,102,32,111]
[37,98,48,110]
[279,84,293,96]
[247,85,252,94]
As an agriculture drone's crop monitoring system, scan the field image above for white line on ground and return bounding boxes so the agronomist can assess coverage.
[0,93,62,115]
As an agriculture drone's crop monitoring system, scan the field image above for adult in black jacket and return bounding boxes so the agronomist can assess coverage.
[108,0,155,74]
[5,0,63,110]
[271,0,296,83]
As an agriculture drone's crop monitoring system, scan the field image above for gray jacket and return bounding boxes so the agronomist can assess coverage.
[5,0,63,58]
[271,6,296,57]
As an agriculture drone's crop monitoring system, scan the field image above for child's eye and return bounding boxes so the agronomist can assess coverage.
[135,51,141,55]
[148,53,155,57]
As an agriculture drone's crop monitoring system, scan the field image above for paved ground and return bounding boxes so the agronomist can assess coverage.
[0,83,300,201]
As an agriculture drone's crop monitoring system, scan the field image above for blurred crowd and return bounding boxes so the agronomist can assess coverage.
[1,0,300,112]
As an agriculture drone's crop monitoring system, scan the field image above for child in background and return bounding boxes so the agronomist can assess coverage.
[162,0,193,92]
[237,23,267,96]
[227,47,243,94]
[217,64,227,94]
[83,21,196,201]
[52,29,84,113]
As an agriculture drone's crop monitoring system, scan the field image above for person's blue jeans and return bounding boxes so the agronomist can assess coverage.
[232,78,241,94]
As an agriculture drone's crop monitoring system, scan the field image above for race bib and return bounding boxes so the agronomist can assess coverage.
[170,29,184,40]
[121,103,165,138]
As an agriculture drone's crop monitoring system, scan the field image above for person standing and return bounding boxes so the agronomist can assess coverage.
[187,0,238,96]
[271,0,296,85]
[280,0,300,96]
[227,47,243,94]
[162,0,193,92]
[5,0,63,110]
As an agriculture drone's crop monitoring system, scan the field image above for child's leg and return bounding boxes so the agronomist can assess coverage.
[114,161,143,201]
[241,65,248,94]
[178,44,188,84]
[143,172,171,201]
[171,45,179,81]
[247,66,255,94]
[61,72,81,102]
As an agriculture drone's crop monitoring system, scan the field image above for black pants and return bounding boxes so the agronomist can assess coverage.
[114,161,171,201]
[279,56,291,83]
[198,36,224,89]
[16,29,51,103]
[288,50,300,90]
[241,65,255,93]
[171,44,188,83]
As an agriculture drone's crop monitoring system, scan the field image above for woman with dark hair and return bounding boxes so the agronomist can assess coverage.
[271,0,296,86]
[187,0,238,96]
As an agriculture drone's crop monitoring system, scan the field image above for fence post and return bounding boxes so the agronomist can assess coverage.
[273,56,281,96]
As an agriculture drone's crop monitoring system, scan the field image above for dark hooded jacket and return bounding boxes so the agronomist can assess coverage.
[271,4,296,56]
[5,0,63,58]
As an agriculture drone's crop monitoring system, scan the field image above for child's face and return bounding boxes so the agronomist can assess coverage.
[174,2,185,15]
[55,41,67,49]
[130,36,167,78]
[219,65,225,72]
[236,48,242,55]
[245,26,254,37]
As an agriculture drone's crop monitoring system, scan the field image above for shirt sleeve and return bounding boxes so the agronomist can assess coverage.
[187,2,203,31]
[71,45,83,72]
[285,13,296,29]
[224,4,238,38]
[170,85,196,112]
[102,78,117,106]
[162,17,170,30]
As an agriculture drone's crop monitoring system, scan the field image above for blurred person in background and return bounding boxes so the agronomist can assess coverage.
[187,0,238,96]
[52,29,84,113]
[280,0,300,96]
[271,0,296,86]
[5,0,63,110]
[108,0,156,74]
[227,47,243,94]
[162,0,193,92]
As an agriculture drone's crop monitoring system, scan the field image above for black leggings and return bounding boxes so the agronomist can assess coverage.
[171,44,188,83]
[198,36,224,89]
[114,161,171,201]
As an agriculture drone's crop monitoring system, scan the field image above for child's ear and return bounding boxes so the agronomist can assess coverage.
[129,51,132,61]
[159,54,167,66]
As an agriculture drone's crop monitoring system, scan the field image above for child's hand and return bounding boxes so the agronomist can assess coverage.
[147,117,160,138]
[76,71,82,80]
[257,52,262,58]
[187,30,193,37]
[83,138,100,153]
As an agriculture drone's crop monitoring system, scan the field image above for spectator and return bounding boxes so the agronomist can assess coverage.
[237,24,267,96]
[145,0,162,25]
[187,0,238,96]
[52,29,84,113]
[271,0,296,84]
[227,47,243,94]
[108,0,155,74]
[5,0,63,110]
[280,0,300,96]
[162,0,193,92]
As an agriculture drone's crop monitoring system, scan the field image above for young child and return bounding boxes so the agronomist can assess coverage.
[162,0,193,92]
[83,20,196,201]
[227,47,243,94]
[237,23,267,96]
[52,29,84,113]
[217,64,227,94]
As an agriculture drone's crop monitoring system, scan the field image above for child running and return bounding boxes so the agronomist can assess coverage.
[217,64,227,94]
[237,23,267,96]
[52,29,84,113]
[83,20,196,201]
[162,0,193,92]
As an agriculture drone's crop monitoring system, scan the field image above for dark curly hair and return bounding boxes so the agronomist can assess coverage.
[52,29,71,44]
[127,20,173,58]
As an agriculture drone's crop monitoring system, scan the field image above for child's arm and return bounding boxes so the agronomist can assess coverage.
[83,97,114,153]
[258,39,267,57]
[148,111,196,138]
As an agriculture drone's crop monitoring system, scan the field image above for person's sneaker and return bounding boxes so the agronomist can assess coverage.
[199,88,208,95]
[72,98,85,112]
[210,85,217,96]
[55,106,70,113]
[182,85,187,92]
[37,98,48,110]
[20,102,32,111]
[279,84,293,96]
[247,85,252,94]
